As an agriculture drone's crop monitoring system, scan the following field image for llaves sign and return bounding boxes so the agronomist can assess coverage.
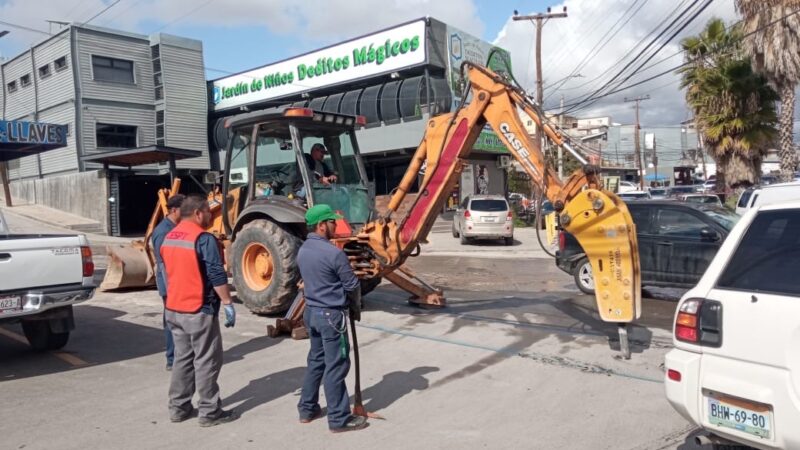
[209,19,427,111]
[0,120,67,146]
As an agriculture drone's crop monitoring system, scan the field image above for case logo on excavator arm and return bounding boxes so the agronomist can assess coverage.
[499,123,540,177]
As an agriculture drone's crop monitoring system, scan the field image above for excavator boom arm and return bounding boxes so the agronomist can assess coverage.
[363,63,641,322]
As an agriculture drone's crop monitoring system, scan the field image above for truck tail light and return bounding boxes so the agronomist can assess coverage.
[667,369,681,382]
[558,231,566,252]
[81,246,94,277]
[506,210,513,221]
[674,298,722,347]
[464,210,471,219]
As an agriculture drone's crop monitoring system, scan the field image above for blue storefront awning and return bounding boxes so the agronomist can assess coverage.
[0,120,68,162]
[644,173,668,181]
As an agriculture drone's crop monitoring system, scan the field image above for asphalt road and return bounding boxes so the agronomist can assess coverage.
[0,249,717,450]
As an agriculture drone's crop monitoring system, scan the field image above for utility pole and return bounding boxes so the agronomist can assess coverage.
[559,95,565,178]
[624,95,650,189]
[0,30,10,206]
[513,7,568,172]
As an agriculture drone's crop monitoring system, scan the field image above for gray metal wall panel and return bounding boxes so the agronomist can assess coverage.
[38,103,78,174]
[82,103,155,155]
[34,37,74,112]
[160,42,209,170]
[3,54,36,119]
[77,29,153,106]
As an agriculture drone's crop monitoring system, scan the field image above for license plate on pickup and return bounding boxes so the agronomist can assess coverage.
[481,216,497,223]
[0,295,22,314]
[706,393,772,439]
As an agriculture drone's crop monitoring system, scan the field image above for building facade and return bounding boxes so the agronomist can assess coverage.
[0,24,208,234]
[207,17,512,206]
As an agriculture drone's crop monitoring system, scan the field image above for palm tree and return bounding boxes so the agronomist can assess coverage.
[679,19,779,190]
[736,0,800,182]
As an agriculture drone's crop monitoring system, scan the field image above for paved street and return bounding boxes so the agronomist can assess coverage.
[0,218,711,449]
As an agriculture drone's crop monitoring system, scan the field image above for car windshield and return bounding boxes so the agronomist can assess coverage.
[650,189,667,196]
[470,199,507,211]
[700,206,740,230]
[686,195,718,204]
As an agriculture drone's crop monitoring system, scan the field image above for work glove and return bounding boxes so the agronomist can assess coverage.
[347,287,362,322]
[223,304,236,328]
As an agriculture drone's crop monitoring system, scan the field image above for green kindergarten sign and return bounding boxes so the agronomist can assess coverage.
[211,20,427,111]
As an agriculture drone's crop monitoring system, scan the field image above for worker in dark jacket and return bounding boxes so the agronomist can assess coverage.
[296,204,367,433]
[151,194,185,371]
[161,194,238,427]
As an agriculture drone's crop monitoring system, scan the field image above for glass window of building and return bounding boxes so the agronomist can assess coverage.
[92,56,135,84]
[96,124,137,149]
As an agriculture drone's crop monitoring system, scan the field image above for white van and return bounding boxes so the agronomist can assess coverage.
[735,181,800,215]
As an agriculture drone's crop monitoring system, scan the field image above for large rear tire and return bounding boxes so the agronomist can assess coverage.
[22,320,69,351]
[231,219,301,315]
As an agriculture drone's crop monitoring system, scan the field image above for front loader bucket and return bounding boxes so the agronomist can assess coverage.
[99,241,156,291]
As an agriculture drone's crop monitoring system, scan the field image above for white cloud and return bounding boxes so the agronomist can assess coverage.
[493,0,738,125]
[0,0,483,54]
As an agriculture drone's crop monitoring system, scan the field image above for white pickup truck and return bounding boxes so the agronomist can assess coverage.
[0,208,95,350]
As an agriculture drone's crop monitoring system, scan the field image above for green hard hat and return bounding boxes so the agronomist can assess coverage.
[305,204,342,226]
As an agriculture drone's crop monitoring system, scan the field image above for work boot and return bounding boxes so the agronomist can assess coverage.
[299,406,323,424]
[169,408,195,423]
[198,409,239,428]
[329,415,369,433]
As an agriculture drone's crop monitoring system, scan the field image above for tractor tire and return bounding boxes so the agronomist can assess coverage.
[232,219,301,315]
[22,320,69,351]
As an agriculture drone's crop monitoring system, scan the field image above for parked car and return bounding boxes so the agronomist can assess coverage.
[760,174,779,185]
[556,201,738,294]
[0,208,95,350]
[619,190,651,201]
[668,185,700,198]
[680,194,722,206]
[648,188,668,200]
[664,202,800,449]
[735,181,800,215]
[699,180,716,193]
[618,181,639,193]
[453,195,514,245]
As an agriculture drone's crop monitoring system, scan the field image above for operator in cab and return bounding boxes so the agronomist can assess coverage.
[294,143,337,199]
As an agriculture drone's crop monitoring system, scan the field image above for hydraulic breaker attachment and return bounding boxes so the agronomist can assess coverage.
[382,266,445,308]
[559,189,641,322]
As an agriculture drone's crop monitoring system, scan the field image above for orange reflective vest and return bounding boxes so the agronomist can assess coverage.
[160,221,206,313]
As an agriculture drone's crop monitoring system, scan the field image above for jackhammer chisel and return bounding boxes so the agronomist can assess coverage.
[349,313,384,420]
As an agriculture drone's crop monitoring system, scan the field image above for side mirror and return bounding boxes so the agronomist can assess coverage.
[700,227,720,242]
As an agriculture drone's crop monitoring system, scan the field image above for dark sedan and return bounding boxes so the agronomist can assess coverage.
[556,201,739,294]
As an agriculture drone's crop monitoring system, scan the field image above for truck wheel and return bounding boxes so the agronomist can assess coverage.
[22,320,69,351]
[232,219,301,315]
[573,257,595,295]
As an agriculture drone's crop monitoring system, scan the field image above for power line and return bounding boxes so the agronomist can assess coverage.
[150,0,217,33]
[564,0,714,115]
[82,0,122,25]
[551,6,800,113]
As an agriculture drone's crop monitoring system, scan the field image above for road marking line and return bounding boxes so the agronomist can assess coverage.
[0,326,29,345]
[0,326,89,367]
[52,351,89,367]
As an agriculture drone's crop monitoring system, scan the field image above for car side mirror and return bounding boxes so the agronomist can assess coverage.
[700,227,720,242]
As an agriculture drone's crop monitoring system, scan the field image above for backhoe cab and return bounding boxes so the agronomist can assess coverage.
[220,107,374,314]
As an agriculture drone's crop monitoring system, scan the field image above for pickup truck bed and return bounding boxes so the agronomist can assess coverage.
[0,211,95,350]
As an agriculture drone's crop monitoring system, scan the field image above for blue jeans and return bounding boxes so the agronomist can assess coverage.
[162,298,175,366]
[298,306,351,428]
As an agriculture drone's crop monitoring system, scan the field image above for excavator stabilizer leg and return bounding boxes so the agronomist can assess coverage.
[560,189,641,322]
[99,241,155,291]
[384,266,445,308]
